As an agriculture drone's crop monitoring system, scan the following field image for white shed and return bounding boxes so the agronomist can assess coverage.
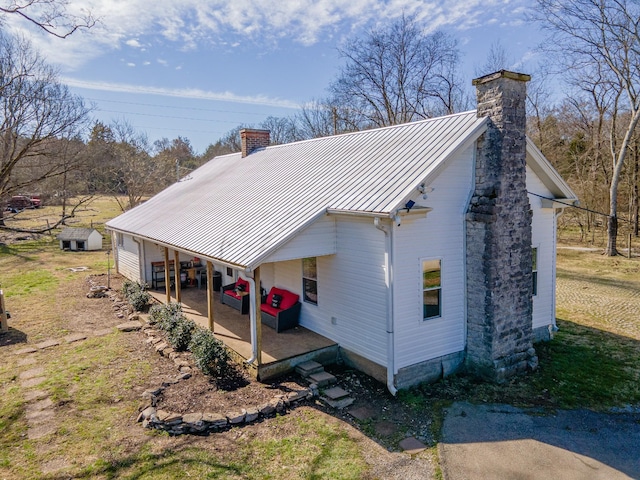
[58,227,103,251]
[107,71,577,392]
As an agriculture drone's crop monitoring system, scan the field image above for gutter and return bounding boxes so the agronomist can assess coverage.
[374,217,397,396]
[105,227,247,274]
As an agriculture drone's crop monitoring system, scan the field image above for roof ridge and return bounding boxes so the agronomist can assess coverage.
[262,110,479,152]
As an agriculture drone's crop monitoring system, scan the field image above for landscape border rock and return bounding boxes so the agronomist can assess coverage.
[134,318,315,435]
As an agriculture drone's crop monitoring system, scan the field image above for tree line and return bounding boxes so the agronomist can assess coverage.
[1,1,639,256]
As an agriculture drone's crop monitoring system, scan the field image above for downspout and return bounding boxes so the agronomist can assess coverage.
[132,237,144,283]
[551,209,564,334]
[244,273,259,365]
[375,217,398,396]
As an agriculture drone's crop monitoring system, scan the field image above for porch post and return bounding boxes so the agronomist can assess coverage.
[206,260,215,333]
[174,250,181,303]
[254,266,262,366]
[163,247,171,304]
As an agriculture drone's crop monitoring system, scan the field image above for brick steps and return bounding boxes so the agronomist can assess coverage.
[295,361,354,409]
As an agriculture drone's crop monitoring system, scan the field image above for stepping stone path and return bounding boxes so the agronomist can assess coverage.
[9,280,139,471]
[398,436,427,454]
[295,360,355,409]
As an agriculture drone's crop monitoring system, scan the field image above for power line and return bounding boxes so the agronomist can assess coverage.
[97,108,244,124]
[85,97,277,117]
[527,191,634,223]
[128,125,226,136]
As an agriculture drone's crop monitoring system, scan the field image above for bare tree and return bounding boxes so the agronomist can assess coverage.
[0,0,94,38]
[295,98,363,139]
[474,40,513,77]
[259,116,301,144]
[330,14,464,129]
[153,136,197,183]
[0,33,90,226]
[535,0,640,255]
[108,121,155,211]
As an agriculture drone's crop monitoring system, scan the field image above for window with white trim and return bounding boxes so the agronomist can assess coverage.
[116,232,124,247]
[422,259,441,319]
[532,247,538,296]
[302,257,318,305]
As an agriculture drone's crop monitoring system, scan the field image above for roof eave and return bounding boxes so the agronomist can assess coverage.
[526,137,578,200]
[391,117,489,213]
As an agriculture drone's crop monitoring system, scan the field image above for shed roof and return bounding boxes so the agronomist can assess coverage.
[107,111,500,269]
[57,227,101,241]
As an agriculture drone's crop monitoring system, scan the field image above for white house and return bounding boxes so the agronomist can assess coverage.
[106,71,577,392]
[57,227,103,251]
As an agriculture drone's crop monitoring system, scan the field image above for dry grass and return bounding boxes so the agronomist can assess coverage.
[0,196,409,479]
[2,197,639,478]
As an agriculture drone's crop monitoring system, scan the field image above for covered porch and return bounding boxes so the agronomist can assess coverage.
[147,286,338,381]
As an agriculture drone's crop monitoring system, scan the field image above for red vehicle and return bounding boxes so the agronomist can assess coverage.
[6,195,41,212]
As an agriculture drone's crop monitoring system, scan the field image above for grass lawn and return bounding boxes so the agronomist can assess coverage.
[1,196,639,478]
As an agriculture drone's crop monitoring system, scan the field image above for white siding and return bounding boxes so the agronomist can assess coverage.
[118,234,141,282]
[527,165,556,330]
[87,231,103,250]
[392,147,474,372]
[262,215,336,263]
[265,216,389,367]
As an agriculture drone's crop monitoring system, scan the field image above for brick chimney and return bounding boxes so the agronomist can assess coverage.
[240,129,270,158]
[465,70,537,382]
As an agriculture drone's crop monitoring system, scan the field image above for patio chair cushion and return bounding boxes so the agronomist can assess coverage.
[225,277,250,300]
[271,293,282,308]
[264,287,299,311]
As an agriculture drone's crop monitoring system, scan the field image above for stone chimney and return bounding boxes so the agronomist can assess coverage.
[465,70,537,382]
[240,129,270,158]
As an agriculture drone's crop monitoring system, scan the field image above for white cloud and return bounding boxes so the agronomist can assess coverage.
[2,0,531,69]
[61,77,301,109]
[125,38,143,48]
[126,62,135,67]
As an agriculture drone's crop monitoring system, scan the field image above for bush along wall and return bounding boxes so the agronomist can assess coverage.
[137,303,315,435]
[121,280,151,312]
[149,302,230,377]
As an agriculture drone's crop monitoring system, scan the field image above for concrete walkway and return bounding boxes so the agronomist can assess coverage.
[439,402,640,480]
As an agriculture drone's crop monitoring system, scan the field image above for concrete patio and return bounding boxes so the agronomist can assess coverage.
[148,285,338,380]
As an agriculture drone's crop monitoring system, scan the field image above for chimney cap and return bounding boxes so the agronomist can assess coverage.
[240,128,271,135]
[472,70,531,86]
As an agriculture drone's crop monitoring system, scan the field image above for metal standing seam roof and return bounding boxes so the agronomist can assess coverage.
[106,111,488,269]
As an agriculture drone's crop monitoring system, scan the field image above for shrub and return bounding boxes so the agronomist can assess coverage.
[167,317,196,352]
[151,302,183,330]
[189,328,230,377]
[121,280,151,312]
[148,304,164,325]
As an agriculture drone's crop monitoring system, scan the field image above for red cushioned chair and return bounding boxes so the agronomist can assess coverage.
[220,277,250,314]
[260,287,301,332]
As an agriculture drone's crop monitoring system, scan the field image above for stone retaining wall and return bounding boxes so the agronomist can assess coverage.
[137,322,315,435]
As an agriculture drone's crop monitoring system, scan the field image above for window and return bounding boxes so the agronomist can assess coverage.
[532,247,538,296]
[302,257,318,305]
[76,241,85,251]
[422,259,441,319]
[117,232,124,247]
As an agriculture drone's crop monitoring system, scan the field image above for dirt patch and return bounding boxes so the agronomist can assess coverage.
[152,356,309,415]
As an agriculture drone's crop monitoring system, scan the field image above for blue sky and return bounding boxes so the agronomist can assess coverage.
[5,0,543,154]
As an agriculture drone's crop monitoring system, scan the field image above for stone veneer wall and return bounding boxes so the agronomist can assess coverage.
[465,71,538,382]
